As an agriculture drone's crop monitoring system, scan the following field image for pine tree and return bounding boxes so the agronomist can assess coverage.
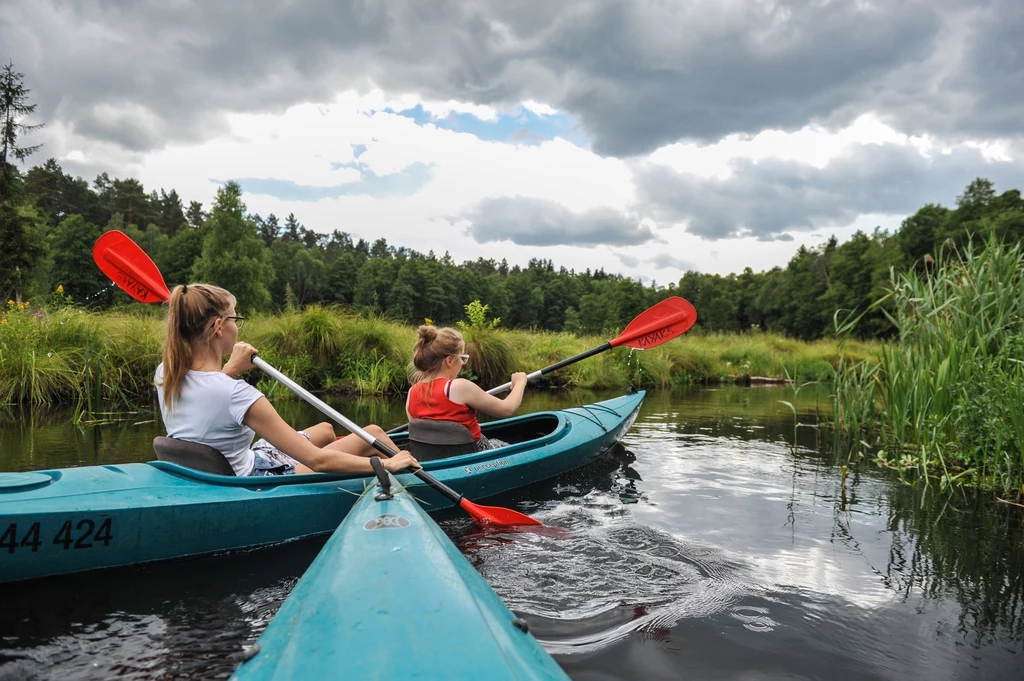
[283,212,300,241]
[186,200,206,229]
[191,182,274,311]
[257,212,280,245]
[0,62,44,301]
[1,62,42,170]
[158,188,187,236]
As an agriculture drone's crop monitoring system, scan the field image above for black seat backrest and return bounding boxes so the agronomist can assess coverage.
[407,419,477,462]
[153,436,236,476]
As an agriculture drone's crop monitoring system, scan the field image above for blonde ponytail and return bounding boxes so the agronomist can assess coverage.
[158,283,235,410]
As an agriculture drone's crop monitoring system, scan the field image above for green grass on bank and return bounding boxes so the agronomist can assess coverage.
[0,301,162,409]
[0,300,878,410]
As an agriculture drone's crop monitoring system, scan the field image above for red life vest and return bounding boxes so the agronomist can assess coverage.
[407,378,481,440]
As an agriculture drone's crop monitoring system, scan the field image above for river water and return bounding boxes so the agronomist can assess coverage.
[0,386,1021,680]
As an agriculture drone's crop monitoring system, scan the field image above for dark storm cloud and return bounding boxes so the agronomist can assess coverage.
[3,0,1021,160]
[74,107,165,154]
[635,143,1024,241]
[940,6,1024,139]
[462,196,655,247]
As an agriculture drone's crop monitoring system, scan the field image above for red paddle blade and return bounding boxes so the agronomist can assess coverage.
[459,498,543,527]
[93,230,171,304]
[612,296,697,349]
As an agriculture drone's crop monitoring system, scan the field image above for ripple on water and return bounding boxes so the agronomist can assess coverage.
[451,492,764,655]
[729,605,776,632]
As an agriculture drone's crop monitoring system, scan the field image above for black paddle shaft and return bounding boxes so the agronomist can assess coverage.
[487,341,613,395]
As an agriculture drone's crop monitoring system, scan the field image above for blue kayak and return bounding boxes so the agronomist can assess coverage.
[231,472,570,680]
[0,392,644,584]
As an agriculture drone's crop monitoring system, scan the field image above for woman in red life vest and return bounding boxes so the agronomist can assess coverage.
[406,325,527,450]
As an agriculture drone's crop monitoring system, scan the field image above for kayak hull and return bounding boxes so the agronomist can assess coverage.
[231,474,571,681]
[0,392,644,584]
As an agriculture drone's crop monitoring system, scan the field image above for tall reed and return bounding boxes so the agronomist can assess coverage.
[831,237,1024,493]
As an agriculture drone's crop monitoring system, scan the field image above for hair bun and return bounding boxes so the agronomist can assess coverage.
[417,325,437,344]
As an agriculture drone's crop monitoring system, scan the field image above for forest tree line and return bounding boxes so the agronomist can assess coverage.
[4,159,1023,340]
[3,67,1023,339]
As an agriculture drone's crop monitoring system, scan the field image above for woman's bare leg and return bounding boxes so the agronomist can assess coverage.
[303,422,336,447]
[293,422,336,472]
[324,424,404,457]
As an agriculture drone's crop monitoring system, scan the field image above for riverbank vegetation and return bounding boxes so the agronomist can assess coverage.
[0,298,877,409]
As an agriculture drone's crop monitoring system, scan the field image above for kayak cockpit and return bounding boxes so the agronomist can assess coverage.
[480,412,562,445]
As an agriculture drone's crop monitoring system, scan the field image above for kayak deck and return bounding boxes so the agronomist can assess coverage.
[232,475,570,680]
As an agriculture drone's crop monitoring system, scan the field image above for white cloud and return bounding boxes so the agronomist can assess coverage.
[521,100,559,116]
[648,114,935,179]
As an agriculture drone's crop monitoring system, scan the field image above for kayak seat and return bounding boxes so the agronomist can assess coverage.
[152,436,236,476]
[407,419,477,462]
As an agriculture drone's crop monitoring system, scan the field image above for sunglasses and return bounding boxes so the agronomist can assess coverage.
[455,353,470,363]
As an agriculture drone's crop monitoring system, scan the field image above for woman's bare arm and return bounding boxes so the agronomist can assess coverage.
[448,373,527,419]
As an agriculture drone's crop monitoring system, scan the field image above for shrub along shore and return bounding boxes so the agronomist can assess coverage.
[0,300,877,409]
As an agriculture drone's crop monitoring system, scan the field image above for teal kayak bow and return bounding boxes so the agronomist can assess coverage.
[232,470,570,680]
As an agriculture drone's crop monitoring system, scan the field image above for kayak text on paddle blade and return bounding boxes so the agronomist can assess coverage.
[92,230,171,304]
[613,296,697,350]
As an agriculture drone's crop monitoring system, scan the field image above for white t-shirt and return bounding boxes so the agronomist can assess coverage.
[154,363,265,476]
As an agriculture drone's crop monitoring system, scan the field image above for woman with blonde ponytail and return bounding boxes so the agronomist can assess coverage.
[155,284,418,476]
[406,325,527,450]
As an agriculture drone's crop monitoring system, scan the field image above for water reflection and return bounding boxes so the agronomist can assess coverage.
[881,485,1024,649]
[1,386,1021,680]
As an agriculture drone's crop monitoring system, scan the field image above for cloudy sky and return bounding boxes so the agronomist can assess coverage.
[4,0,1023,281]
